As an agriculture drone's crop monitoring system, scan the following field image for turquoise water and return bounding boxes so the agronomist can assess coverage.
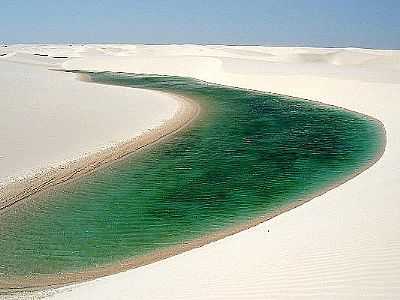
[0,73,383,278]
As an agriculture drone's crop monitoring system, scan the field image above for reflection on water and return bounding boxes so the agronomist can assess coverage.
[0,73,383,277]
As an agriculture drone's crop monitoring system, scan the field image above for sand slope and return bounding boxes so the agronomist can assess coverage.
[2,45,400,299]
[0,57,178,187]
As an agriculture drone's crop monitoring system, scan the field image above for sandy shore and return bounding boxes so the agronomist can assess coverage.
[2,45,400,299]
[0,56,180,187]
[0,119,385,291]
[0,59,191,211]
[0,80,199,214]
[0,82,201,290]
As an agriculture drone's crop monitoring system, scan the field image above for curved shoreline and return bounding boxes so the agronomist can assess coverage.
[0,74,387,293]
[0,128,386,292]
[0,74,201,214]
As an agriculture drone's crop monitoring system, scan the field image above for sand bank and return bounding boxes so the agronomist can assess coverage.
[0,59,190,211]
[2,45,400,299]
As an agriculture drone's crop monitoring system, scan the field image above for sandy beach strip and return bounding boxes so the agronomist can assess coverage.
[0,77,200,213]
[0,56,200,212]
[0,55,180,186]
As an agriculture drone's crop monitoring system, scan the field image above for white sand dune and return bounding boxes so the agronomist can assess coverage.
[0,55,178,187]
[2,45,400,299]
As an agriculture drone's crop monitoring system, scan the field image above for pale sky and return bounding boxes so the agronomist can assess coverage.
[1,0,399,49]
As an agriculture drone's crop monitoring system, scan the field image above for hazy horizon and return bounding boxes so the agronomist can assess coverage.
[1,0,399,49]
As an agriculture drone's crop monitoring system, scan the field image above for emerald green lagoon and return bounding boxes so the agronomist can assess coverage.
[0,73,384,279]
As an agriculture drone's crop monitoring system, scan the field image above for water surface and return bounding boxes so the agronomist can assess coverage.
[0,73,383,279]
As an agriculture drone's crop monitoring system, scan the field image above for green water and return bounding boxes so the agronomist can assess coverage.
[0,73,383,278]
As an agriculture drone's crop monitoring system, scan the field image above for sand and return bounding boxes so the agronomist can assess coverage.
[2,45,400,299]
[0,58,184,209]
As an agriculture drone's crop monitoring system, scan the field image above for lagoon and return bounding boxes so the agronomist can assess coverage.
[0,72,384,287]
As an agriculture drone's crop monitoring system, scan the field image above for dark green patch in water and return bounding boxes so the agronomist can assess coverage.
[0,73,383,277]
